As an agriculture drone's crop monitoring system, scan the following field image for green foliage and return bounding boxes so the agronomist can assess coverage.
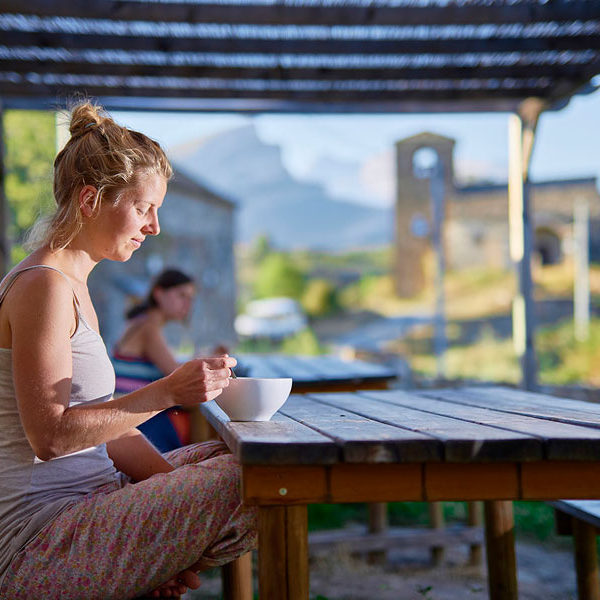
[280,328,323,355]
[253,252,306,300]
[233,326,324,356]
[250,233,272,264]
[301,278,338,318]
[4,110,56,263]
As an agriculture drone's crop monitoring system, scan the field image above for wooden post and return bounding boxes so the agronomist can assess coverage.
[0,99,8,277]
[572,517,600,600]
[430,159,447,380]
[258,505,309,600]
[467,501,483,566]
[484,500,518,600]
[222,552,254,600]
[428,502,445,566]
[367,502,388,564]
[508,98,545,391]
[574,199,590,342]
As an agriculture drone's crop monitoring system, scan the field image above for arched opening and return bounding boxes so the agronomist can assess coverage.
[535,228,562,265]
[412,147,439,179]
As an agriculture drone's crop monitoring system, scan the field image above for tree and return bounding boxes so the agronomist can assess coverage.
[4,110,56,264]
[254,252,305,300]
[301,277,338,318]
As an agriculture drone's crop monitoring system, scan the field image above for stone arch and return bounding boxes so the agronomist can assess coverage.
[535,227,562,265]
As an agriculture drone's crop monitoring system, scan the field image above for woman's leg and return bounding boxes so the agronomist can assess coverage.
[0,442,257,600]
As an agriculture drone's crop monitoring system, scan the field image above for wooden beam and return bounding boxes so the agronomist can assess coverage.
[3,29,600,55]
[484,501,518,600]
[0,94,532,114]
[221,552,253,600]
[0,80,556,104]
[258,506,308,600]
[3,0,600,27]
[1,58,595,83]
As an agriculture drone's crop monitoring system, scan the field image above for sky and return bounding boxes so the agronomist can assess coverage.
[114,86,600,209]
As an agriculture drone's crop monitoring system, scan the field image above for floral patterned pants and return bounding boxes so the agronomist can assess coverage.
[0,441,258,600]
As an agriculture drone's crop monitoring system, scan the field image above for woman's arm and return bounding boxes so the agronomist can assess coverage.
[106,429,174,481]
[9,270,234,461]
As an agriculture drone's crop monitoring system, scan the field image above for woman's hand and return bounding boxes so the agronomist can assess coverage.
[147,568,201,598]
[163,355,236,408]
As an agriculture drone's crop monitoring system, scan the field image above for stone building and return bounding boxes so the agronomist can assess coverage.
[395,132,600,297]
[89,168,237,354]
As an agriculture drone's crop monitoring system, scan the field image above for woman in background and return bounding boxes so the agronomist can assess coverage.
[112,269,196,451]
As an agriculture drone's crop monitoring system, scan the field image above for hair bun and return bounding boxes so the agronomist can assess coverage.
[69,102,106,138]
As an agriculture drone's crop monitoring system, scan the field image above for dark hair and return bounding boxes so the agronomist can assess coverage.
[126,269,194,319]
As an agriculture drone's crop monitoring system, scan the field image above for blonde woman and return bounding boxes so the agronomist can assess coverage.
[0,103,256,599]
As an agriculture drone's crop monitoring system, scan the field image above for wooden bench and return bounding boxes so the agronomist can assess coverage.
[549,500,600,600]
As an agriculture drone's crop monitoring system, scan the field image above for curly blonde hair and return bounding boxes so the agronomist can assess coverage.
[27,102,173,251]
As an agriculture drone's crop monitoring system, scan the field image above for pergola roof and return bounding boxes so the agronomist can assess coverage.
[1,0,600,113]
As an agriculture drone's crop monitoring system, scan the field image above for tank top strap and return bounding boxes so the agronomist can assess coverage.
[0,265,81,311]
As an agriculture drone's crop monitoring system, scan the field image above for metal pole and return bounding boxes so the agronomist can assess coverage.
[430,159,446,380]
[574,198,590,342]
[508,112,537,391]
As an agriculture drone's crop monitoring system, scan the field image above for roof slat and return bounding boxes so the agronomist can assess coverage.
[3,0,600,27]
[2,59,596,83]
[2,30,600,56]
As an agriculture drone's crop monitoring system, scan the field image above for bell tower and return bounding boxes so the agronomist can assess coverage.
[394,132,455,297]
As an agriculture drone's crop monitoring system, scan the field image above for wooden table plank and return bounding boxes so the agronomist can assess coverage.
[259,355,317,380]
[236,353,396,384]
[447,386,600,429]
[236,354,285,379]
[200,400,338,465]
[308,392,542,462]
[364,389,600,461]
[317,355,395,378]
[279,395,440,463]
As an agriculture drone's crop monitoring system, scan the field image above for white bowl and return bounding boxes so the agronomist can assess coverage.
[215,377,292,421]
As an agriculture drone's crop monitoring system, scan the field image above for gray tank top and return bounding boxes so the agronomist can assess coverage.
[0,265,119,583]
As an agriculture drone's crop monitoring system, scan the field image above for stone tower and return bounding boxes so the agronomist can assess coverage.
[395,132,455,297]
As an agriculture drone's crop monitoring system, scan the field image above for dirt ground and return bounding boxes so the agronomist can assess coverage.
[186,533,578,600]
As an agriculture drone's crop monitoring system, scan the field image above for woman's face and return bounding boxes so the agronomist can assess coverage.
[154,283,196,321]
[85,173,167,262]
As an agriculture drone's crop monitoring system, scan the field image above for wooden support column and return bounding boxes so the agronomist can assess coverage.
[484,500,518,600]
[0,99,8,277]
[222,552,253,600]
[258,505,309,600]
[508,98,545,391]
[367,502,388,564]
[572,517,600,600]
[428,502,445,566]
[468,501,483,566]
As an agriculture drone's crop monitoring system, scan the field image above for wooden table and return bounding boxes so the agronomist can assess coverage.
[201,385,600,600]
[235,353,397,392]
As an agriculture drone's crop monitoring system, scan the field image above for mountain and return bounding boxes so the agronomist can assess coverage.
[169,125,393,250]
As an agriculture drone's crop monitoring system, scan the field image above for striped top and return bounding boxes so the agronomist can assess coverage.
[111,352,163,395]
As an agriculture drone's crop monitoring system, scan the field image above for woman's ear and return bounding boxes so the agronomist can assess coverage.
[78,185,99,218]
[152,287,167,308]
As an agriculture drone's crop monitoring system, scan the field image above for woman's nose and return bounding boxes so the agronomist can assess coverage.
[144,213,160,236]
